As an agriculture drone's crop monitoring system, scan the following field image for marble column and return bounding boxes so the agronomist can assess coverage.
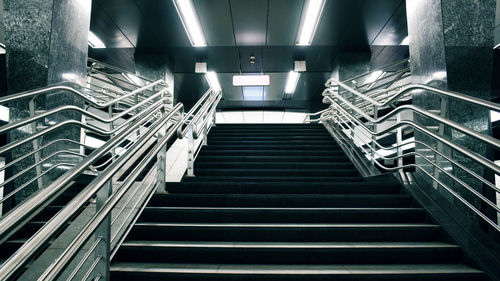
[332,52,371,84]
[406,0,496,225]
[134,53,175,104]
[2,0,91,205]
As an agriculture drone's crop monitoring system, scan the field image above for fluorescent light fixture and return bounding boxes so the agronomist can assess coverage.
[400,36,409,45]
[297,0,326,46]
[365,70,383,84]
[494,42,500,49]
[173,0,206,47]
[206,71,221,92]
[0,43,5,55]
[88,31,106,48]
[233,75,270,86]
[284,71,300,94]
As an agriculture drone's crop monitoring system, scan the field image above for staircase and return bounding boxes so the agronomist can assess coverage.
[110,123,485,280]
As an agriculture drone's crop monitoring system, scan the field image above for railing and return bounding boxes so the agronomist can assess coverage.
[316,64,500,233]
[0,58,222,280]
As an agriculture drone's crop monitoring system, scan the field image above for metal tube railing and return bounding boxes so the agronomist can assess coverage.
[319,71,500,233]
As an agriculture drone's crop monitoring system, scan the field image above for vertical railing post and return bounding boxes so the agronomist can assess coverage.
[433,97,448,189]
[187,123,195,177]
[371,105,378,174]
[396,112,403,170]
[29,98,43,189]
[156,91,168,193]
[93,179,111,281]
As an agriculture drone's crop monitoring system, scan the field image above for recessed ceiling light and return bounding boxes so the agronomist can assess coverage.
[296,0,326,46]
[88,31,106,48]
[173,0,206,47]
[284,71,300,94]
[233,75,270,87]
[206,71,221,92]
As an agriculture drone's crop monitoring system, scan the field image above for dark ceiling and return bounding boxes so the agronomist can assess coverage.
[90,0,409,110]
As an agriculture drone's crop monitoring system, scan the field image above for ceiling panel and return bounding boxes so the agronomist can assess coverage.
[134,0,190,48]
[207,47,240,72]
[238,47,264,72]
[267,0,304,45]
[95,0,142,47]
[371,1,408,45]
[262,46,294,72]
[90,2,134,48]
[230,0,268,46]
[311,0,340,46]
[362,0,402,45]
[194,0,235,46]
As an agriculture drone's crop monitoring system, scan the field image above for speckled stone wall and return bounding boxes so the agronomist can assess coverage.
[406,0,496,224]
[2,0,91,205]
[134,54,175,104]
[331,52,371,101]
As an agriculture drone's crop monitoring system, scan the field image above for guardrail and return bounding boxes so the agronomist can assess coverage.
[0,58,222,279]
[317,68,500,233]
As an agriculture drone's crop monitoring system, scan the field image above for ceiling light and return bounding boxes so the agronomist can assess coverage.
[233,75,270,86]
[88,31,106,48]
[206,71,221,92]
[494,43,500,49]
[365,70,383,84]
[297,0,326,46]
[173,0,206,47]
[400,36,409,45]
[284,71,300,94]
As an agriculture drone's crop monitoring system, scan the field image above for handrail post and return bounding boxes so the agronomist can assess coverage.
[433,96,448,189]
[396,112,403,169]
[29,97,44,189]
[187,123,195,177]
[93,179,111,281]
[156,97,168,193]
[371,105,378,174]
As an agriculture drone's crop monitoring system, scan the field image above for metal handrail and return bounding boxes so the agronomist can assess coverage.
[88,58,157,84]
[0,73,221,280]
[0,101,182,280]
[0,80,168,108]
[320,74,500,232]
[38,108,185,280]
[324,108,500,231]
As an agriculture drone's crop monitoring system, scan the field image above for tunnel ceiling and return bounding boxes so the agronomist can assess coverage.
[90,0,409,109]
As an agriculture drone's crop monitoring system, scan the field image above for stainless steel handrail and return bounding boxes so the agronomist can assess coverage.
[324,107,500,231]
[88,58,156,84]
[320,73,500,233]
[0,102,183,280]
[0,80,168,108]
[38,108,185,280]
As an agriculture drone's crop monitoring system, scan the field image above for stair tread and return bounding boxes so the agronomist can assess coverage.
[122,241,459,249]
[134,222,439,228]
[143,207,423,211]
[111,263,482,274]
